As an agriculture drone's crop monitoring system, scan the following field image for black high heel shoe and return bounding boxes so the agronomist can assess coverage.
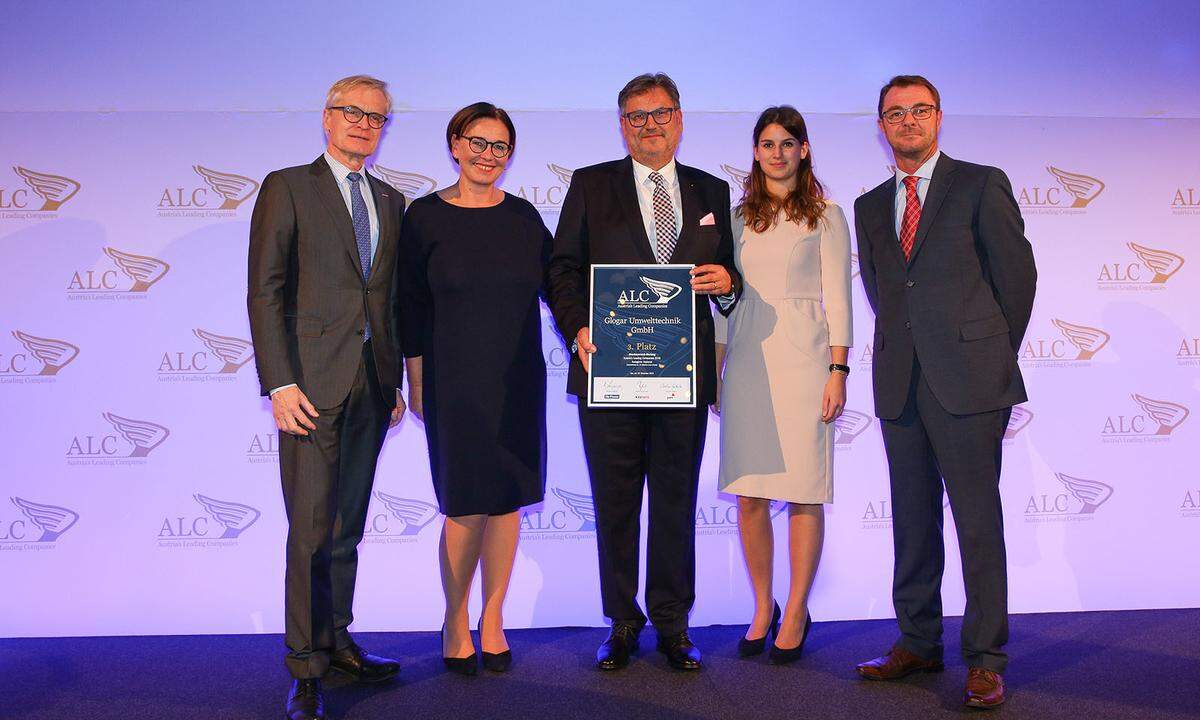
[737,601,781,657]
[769,610,812,665]
[441,623,477,676]
[477,618,513,673]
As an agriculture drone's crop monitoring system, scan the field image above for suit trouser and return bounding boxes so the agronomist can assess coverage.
[279,341,390,679]
[879,359,1011,673]
[577,403,707,637]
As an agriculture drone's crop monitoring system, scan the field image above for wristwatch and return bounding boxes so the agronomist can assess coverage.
[571,339,579,354]
[829,363,850,376]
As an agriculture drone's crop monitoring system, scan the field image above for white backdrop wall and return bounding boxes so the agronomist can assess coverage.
[1,1,1199,638]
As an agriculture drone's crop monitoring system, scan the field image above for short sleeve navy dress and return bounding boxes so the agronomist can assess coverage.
[399,192,549,517]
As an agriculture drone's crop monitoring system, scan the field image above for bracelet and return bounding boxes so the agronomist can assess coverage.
[829,363,850,376]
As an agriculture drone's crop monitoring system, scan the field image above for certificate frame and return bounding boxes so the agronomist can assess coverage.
[587,263,696,408]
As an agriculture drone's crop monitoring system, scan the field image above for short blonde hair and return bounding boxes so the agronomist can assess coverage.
[325,75,392,114]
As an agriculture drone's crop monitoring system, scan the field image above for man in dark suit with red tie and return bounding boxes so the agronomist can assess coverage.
[853,75,1037,709]
[248,75,406,720]
[548,73,741,672]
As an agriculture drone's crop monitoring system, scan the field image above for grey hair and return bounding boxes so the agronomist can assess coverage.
[617,73,680,112]
[325,75,393,114]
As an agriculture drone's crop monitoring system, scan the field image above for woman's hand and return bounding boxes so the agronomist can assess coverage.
[821,372,847,423]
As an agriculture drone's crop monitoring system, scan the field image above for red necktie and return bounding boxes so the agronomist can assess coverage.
[900,175,921,261]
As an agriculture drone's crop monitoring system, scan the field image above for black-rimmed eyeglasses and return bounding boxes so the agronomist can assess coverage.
[326,105,389,129]
[880,104,938,124]
[462,135,512,158]
[622,106,678,127]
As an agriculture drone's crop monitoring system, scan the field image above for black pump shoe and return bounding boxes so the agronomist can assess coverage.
[769,611,812,665]
[738,601,781,657]
[441,623,478,676]
[477,618,513,672]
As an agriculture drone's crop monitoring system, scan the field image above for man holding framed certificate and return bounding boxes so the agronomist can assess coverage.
[547,73,741,672]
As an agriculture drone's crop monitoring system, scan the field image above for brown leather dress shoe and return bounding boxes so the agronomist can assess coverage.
[964,667,1006,709]
[856,645,944,680]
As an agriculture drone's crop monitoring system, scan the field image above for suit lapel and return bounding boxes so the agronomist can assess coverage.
[309,156,365,284]
[614,156,656,264]
[671,164,700,263]
[907,153,957,268]
[366,171,392,284]
[875,177,907,270]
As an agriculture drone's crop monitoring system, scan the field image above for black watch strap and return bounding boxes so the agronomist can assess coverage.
[829,363,850,375]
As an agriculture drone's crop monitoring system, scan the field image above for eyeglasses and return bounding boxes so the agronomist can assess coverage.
[880,104,938,124]
[462,135,512,158]
[622,106,678,127]
[326,105,389,129]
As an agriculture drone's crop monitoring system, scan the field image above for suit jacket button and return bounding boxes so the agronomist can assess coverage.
[904,321,912,329]
[906,280,915,287]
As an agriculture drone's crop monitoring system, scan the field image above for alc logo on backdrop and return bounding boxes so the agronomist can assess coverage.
[1019,318,1110,366]
[0,497,79,549]
[1005,406,1033,443]
[511,164,573,211]
[1,167,81,219]
[157,494,261,548]
[1024,472,1114,522]
[1096,243,1185,291]
[67,247,170,300]
[833,410,872,450]
[372,166,437,206]
[1100,394,1189,444]
[1017,166,1105,214]
[698,495,787,537]
[157,166,259,217]
[521,487,596,540]
[1170,185,1200,216]
[364,490,439,544]
[862,494,950,531]
[157,329,254,382]
[1178,336,1200,367]
[0,331,80,383]
[66,412,170,466]
[246,430,279,464]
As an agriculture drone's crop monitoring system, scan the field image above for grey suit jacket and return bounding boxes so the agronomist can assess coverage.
[854,153,1037,419]
[247,155,406,409]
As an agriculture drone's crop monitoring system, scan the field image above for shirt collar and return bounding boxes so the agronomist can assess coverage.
[632,156,678,189]
[894,149,941,185]
[324,151,367,185]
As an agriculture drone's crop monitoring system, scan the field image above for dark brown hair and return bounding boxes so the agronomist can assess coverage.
[876,75,941,117]
[445,102,516,164]
[617,73,680,111]
[736,106,826,233]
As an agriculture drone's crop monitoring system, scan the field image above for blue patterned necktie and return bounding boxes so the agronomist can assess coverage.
[346,172,372,340]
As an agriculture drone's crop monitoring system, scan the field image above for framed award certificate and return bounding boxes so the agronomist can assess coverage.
[587,264,696,408]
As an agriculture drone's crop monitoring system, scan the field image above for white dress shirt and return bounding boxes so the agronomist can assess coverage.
[893,149,942,237]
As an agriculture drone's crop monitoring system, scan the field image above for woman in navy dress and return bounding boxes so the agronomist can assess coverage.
[400,103,549,674]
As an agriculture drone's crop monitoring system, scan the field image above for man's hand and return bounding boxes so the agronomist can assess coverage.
[408,383,424,421]
[690,264,733,295]
[575,327,596,372]
[710,377,723,416]
[390,389,406,427]
[271,386,319,436]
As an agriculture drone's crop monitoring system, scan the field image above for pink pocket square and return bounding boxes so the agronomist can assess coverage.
[699,212,715,226]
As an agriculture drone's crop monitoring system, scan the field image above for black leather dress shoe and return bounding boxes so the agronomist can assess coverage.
[596,623,640,671]
[286,678,324,720]
[657,631,703,671]
[329,642,400,683]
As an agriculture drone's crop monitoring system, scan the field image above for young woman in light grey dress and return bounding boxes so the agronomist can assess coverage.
[713,106,852,664]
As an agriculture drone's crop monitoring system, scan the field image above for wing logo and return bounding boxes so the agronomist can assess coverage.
[850,253,861,279]
[193,329,255,373]
[1047,166,1105,208]
[373,491,439,536]
[1052,319,1110,360]
[547,163,574,187]
[637,276,682,304]
[1127,243,1185,284]
[10,497,79,542]
[103,247,170,292]
[192,165,259,210]
[720,164,749,192]
[193,494,261,539]
[13,166,81,211]
[11,330,80,375]
[1131,394,1190,436]
[1005,406,1033,440]
[1055,473,1114,514]
[102,412,170,457]
[551,487,596,531]
[372,165,436,205]
[833,410,872,445]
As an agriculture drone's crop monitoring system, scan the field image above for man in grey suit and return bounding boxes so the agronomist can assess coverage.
[248,75,406,720]
[853,75,1036,709]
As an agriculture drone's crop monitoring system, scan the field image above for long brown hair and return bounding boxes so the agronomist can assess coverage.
[736,106,826,233]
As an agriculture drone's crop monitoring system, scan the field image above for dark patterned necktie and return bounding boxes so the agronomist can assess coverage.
[346,172,372,340]
[650,171,677,264]
[899,175,921,261]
